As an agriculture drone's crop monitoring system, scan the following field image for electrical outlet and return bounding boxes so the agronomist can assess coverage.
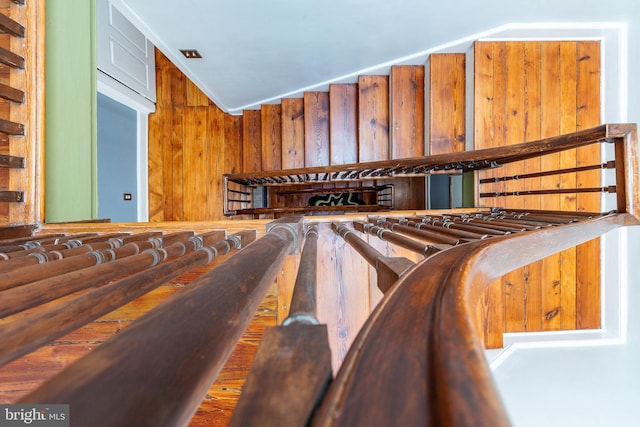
[123,193,132,201]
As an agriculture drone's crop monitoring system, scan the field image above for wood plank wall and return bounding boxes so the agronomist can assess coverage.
[428,54,466,155]
[473,41,601,348]
[149,51,244,222]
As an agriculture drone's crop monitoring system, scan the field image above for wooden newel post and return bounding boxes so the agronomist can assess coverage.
[22,217,303,427]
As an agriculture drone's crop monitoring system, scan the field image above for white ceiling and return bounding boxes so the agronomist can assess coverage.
[113,0,636,114]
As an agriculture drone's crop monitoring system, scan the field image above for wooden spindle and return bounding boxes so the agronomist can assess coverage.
[333,222,415,293]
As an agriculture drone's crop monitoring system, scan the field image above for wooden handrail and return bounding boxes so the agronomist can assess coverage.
[225,124,625,184]
[230,224,333,427]
[20,217,302,427]
[312,211,639,427]
[285,224,320,323]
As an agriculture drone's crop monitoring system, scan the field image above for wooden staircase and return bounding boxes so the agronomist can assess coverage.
[0,8,611,424]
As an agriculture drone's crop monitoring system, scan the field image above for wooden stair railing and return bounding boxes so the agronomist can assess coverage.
[229,224,333,427]
[312,210,635,427]
[224,123,639,426]
[0,124,636,426]
[223,123,638,217]
[14,217,302,427]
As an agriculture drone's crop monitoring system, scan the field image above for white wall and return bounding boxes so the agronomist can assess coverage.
[492,226,640,426]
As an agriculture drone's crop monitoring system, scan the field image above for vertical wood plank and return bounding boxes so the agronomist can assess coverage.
[390,65,424,159]
[503,42,526,332]
[169,65,185,221]
[185,78,210,107]
[329,84,358,165]
[147,52,166,222]
[182,107,209,221]
[429,54,466,155]
[303,92,329,167]
[224,114,243,174]
[209,106,226,220]
[473,42,504,348]
[540,41,562,331]
[261,104,282,171]
[358,75,389,162]
[559,42,578,330]
[242,110,262,173]
[277,254,301,325]
[523,41,543,332]
[576,40,601,329]
[316,223,370,372]
[280,98,304,169]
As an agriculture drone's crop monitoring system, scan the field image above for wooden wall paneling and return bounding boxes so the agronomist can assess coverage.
[182,107,209,221]
[329,84,358,165]
[492,43,507,208]
[390,65,425,159]
[576,40,601,329]
[281,98,304,169]
[316,223,371,372]
[276,253,301,325]
[242,110,262,173]
[186,77,210,107]
[352,112,389,309]
[261,104,282,171]
[503,42,526,333]
[522,41,543,331]
[303,92,329,167]
[169,66,185,221]
[148,51,168,221]
[358,75,389,162]
[558,42,579,329]
[473,42,504,348]
[428,54,466,155]
[224,114,243,174]
[539,42,563,331]
[209,106,226,220]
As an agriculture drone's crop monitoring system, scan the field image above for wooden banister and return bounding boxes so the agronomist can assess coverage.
[230,224,333,427]
[20,217,302,427]
[0,230,256,367]
[313,211,638,427]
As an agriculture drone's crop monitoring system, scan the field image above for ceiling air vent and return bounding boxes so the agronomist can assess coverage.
[180,49,202,59]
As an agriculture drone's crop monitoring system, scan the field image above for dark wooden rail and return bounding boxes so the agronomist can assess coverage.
[19,217,302,427]
[230,225,333,427]
[312,211,637,427]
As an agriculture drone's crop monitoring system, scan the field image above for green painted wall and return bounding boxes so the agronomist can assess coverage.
[45,0,97,222]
